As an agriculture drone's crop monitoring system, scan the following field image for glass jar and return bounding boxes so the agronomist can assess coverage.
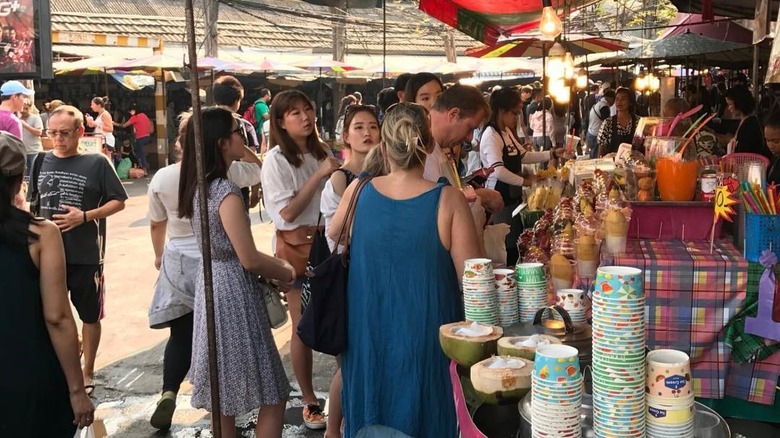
[700,165,718,202]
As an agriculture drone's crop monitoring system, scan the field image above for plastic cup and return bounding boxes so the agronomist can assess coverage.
[516,262,546,284]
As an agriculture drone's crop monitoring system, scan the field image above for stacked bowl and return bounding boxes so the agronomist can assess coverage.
[531,344,584,437]
[646,349,695,437]
[516,263,549,323]
[591,266,646,437]
[494,269,519,327]
[463,258,498,325]
[555,288,590,324]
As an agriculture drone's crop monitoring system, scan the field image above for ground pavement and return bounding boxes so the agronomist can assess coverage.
[86,174,779,438]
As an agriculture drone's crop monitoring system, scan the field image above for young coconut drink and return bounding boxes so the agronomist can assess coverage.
[497,334,562,360]
[471,355,534,405]
[439,321,503,368]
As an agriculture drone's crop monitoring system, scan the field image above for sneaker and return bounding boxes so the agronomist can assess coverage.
[303,403,326,430]
[150,391,177,430]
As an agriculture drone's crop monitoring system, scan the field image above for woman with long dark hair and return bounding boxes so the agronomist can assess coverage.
[260,90,340,430]
[597,87,639,157]
[178,107,296,438]
[0,132,94,436]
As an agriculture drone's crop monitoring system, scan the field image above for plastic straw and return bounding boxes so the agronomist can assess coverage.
[676,113,717,160]
[667,113,683,137]
[682,112,710,138]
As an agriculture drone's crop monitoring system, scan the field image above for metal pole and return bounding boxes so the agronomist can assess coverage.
[185,0,222,435]
[382,0,387,88]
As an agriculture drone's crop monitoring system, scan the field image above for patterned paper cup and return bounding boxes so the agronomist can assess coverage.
[646,403,694,425]
[594,266,643,300]
[646,349,693,400]
[534,344,581,382]
[463,258,494,278]
[516,262,546,284]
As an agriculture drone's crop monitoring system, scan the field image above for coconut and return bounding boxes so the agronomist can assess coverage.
[497,335,562,360]
[439,321,503,368]
[470,356,534,405]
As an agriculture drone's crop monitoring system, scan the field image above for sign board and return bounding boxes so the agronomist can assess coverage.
[78,136,103,155]
[0,0,52,79]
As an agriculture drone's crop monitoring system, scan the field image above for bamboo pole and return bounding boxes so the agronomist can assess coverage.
[184,0,222,435]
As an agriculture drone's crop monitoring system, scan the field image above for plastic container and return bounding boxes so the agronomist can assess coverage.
[656,158,698,201]
[744,213,780,262]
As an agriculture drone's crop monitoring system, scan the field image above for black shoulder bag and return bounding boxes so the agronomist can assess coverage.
[297,176,372,356]
[28,152,47,216]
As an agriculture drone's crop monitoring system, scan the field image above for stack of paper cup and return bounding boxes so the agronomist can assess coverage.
[591,266,646,437]
[531,344,583,437]
[516,263,549,323]
[494,269,519,327]
[463,258,498,325]
[646,349,695,438]
[555,288,590,324]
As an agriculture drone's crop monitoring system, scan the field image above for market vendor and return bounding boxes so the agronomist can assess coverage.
[725,86,771,159]
[597,87,639,157]
[480,88,562,209]
[764,111,780,185]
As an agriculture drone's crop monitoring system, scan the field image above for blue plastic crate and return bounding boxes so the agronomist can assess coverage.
[745,213,780,262]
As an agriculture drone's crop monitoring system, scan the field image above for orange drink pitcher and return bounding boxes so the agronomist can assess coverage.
[656,157,699,201]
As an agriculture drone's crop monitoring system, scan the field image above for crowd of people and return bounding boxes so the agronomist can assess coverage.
[6,67,780,438]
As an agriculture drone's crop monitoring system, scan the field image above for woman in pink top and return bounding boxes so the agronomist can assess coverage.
[115,107,153,171]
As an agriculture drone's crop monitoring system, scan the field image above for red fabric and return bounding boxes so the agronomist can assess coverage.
[702,0,714,21]
[658,13,752,44]
[419,0,594,44]
[450,361,488,438]
[627,202,723,241]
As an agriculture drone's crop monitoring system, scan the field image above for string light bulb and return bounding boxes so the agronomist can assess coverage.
[539,6,563,40]
[575,69,588,89]
[563,52,575,79]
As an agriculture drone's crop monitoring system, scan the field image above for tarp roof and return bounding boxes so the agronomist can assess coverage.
[669,0,779,20]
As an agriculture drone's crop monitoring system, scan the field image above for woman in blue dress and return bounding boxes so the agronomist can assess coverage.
[329,102,484,438]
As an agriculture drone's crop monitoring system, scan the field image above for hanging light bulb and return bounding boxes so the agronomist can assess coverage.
[539,5,563,40]
[635,75,647,91]
[545,42,566,80]
[575,68,588,89]
[555,86,571,104]
[563,52,575,80]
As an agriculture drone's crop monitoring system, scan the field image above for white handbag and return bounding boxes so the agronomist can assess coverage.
[259,278,289,329]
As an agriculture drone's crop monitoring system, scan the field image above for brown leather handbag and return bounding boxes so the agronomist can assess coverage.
[275,225,322,276]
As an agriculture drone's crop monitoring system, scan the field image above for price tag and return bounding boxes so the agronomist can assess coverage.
[614,143,633,166]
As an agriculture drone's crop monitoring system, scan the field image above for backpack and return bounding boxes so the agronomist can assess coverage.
[243,99,262,130]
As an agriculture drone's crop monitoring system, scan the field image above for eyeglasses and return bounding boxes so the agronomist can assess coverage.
[46,129,76,137]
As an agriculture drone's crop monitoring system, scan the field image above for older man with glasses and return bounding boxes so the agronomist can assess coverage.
[30,104,127,399]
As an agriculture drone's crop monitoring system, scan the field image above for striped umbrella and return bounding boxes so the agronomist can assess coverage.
[466,34,630,58]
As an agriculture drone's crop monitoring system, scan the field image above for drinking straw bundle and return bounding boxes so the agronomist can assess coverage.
[741,182,779,214]
[673,112,718,161]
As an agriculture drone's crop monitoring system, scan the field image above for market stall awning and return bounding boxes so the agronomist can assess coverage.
[418,0,595,45]
[466,33,629,58]
[658,13,753,44]
[610,31,751,64]
[669,0,779,20]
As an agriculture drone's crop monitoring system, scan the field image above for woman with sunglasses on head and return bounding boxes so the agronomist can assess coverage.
[319,103,381,438]
[480,88,563,264]
[261,90,340,430]
[329,102,483,438]
[178,107,296,438]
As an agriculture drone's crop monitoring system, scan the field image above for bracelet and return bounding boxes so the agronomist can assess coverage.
[83,211,88,223]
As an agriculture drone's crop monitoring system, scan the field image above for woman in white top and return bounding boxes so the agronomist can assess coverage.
[480,88,562,263]
[481,88,560,201]
[529,97,555,152]
[85,96,116,158]
[318,103,380,438]
[260,90,340,430]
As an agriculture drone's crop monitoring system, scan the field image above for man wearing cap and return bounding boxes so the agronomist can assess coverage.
[0,80,32,139]
[31,104,127,396]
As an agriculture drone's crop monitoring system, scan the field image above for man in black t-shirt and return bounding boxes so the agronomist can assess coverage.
[31,105,128,396]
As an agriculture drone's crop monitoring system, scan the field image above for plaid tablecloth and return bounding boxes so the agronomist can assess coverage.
[603,239,780,405]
